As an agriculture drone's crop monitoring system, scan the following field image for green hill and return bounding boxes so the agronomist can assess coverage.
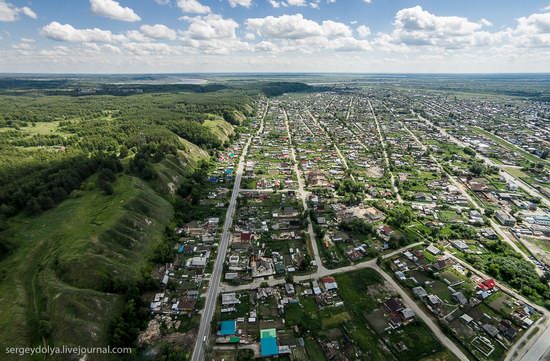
[0,174,173,358]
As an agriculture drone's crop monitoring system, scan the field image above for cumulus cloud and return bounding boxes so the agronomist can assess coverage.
[286,0,306,6]
[268,0,307,7]
[245,14,369,53]
[0,1,37,22]
[125,30,151,42]
[181,14,239,40]
[140,24,177,40]
[356,25,370,38]
[177,0,211,14]
[384,6,495,48]
[228,0,252,8]
[40,22,127,43]
[509,11,550,47]
[516,12,550,34]
[246,14,352,39]
[90,0,141,22]
[180,14,249,54]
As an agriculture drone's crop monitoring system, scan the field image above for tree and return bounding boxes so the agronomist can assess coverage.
[98,179,114,195]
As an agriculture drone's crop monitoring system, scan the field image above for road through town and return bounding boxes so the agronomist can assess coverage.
[190,103,267,361]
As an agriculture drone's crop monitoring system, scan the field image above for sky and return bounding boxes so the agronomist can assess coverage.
[0,0,550,73]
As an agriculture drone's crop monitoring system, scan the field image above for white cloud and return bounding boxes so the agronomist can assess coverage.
[246,14,368,53]
[179,14,249,54]
[385,6,495,48]
[247,14,353,39]
[286,0,306,6]
[322,20,353,37]
[177,0,211,14]
[40,22,127,43]
[155,0,171,4]
[509,11,550,47]
[516,12,550,34]
[228,0,252,8]
[125,30,151,42]
[357,25,370,38]
[0,1,37,22]
[20,7,37,19]
[140,24,177,40]
[181,14,239,40]
[268,0,281,8]
[363,0,372,3]
[90,0,141,22]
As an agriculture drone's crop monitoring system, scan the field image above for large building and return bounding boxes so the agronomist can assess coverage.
[495,210,516,226]
[260,328,279,357]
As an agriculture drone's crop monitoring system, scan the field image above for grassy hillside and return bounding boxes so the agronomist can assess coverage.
[204,118,235,144]
[150,138,210,197]
[0,88,254,360]
[0,173,174,359]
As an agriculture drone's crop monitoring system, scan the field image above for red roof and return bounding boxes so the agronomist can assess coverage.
[382,225,394,235]
[484,279,496,289]
[478,283,488,291]
[321,276,336,284]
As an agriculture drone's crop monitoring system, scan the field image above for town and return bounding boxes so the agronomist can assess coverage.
[137,87,550,361]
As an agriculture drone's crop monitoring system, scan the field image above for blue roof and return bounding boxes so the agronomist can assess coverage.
[177,245,184,253]
[220,320,236,336]
[261,337,278,357]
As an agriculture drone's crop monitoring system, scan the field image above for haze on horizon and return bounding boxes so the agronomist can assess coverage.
[0,0,550,73]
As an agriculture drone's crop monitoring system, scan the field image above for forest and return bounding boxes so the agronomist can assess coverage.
[0,83,259,359]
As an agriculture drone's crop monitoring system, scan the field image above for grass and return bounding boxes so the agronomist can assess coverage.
[305,337,326,361]
[420,350,461,361]
[470,126,548,166]
[439,210,461,223]
[334,269,382,313]
[0,121,67,136]
[333,268,392,361]
[320,311,352,328]
[151,138,208,196]
[0,174,173,358]
[386,322,444,361]
[204,118,235,143]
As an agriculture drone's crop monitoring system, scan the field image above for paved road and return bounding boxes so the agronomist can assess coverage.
[507,316,550,361]
[420,115,550,208]
[190,104,267,361]
[447,253,550,361]
[410,115,544,274]
[388,105,550,360]
[367,99,402,204]
[306,109,355,181]
[283,107,328,274]
[371,263,470,361]
[218,241,470,359]
[221,242,422,293]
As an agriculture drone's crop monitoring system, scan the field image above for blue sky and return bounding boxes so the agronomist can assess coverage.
[1,0,550,72]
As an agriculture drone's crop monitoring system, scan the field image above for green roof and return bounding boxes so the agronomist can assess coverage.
[260,328,277,339]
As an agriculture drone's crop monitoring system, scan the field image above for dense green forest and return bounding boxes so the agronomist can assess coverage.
[0,85,257,360]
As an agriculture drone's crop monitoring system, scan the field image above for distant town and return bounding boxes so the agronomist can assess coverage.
[126,83,550,361]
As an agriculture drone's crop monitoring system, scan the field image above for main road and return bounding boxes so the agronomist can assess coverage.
[190,103,267,361]
[419,114,550,208]
[368,99,403,204]
[283,107,328,274]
